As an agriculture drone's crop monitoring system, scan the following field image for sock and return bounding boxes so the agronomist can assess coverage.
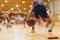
[48,29,52,32]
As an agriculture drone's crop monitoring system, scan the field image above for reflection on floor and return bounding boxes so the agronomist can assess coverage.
[0,23,60,40]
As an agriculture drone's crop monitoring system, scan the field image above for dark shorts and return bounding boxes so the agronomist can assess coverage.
[33,5,49,20]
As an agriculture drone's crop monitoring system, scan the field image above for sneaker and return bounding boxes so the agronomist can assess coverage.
[24,24,26,27]
[48,32,58,39]
[31,30,35,33]
[6,26,8,28]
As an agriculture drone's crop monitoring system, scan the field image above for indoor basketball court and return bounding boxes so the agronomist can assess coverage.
[0,0,60,40]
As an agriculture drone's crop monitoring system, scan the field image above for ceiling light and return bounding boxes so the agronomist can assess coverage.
[23,8,26,10]
[5,0,8,3]
[29,5,32,8]
[19,10,21,12]
[1,4,4,7]
[15,4,19,7]
[29,10,31,12]
[10,8,14,10]
[5,11,8,13]
[22,1,25,4]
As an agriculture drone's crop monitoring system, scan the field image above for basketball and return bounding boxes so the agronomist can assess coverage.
[27,19,35,26]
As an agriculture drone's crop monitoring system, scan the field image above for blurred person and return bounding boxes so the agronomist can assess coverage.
[29,0,58,38]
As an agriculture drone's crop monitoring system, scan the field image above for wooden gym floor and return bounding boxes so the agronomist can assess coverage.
[0,23,60,40]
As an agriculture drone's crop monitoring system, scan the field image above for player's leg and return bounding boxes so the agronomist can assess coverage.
[31,12,39,33]
[39,5,58,38]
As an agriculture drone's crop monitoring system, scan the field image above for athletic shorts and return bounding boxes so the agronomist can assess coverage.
[33,5,49,21]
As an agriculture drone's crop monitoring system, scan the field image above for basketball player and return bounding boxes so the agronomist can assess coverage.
[1,12,6,30]
[29,0,58,38]
[5,13,12,28]
[24,15,28,27]
[2,13,6,29]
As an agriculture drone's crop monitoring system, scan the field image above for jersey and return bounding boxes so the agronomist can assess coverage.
[34,0,44,6]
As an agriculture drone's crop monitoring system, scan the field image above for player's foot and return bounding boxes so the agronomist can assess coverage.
[48,32,58,39]
[31,30,35,33]
[6,26,8,28]
[24,25,26,27]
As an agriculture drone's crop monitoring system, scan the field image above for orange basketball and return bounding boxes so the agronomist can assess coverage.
[27,19,35,26]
